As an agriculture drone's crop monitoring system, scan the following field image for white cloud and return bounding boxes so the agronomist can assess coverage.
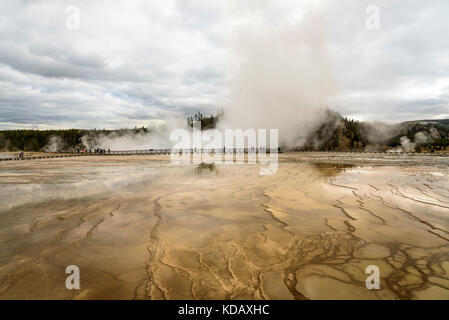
[0,0,448,129]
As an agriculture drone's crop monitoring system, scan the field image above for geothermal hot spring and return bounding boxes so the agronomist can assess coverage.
[0,153,448,300]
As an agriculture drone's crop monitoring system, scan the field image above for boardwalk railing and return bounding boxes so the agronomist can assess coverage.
[0,148,279,161]
[108,148,279,155]
[0,154,82,161]
[1,149,448,161]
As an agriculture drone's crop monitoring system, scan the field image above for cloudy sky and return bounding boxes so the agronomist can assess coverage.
[0,0,448,129]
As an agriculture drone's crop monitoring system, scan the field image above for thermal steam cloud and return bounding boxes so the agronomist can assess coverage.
[389,129,439,153]
[220,0,337,149]
[43,136,64,152]
[39,2,351,153]
[80,118,187,151]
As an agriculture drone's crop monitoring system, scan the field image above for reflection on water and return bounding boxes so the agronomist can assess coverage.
[310,162,355,176]
[0,155,448,299]
[195,162,217,175]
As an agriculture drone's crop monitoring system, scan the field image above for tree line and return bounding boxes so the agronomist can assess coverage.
[187,110,223,130]
[0,127,148,152]
[2,110,449,153]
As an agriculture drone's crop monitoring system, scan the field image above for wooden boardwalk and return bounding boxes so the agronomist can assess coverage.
[0,149,447,161]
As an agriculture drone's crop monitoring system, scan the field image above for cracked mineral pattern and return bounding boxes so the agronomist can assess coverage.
[0,153,448,299]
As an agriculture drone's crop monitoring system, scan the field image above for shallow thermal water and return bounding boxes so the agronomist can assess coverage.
[0,154,448,299]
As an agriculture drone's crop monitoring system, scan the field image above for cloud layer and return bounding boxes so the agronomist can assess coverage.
[0,0,448,129]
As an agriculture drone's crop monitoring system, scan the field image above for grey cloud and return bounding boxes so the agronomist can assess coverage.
[0,0,448,129]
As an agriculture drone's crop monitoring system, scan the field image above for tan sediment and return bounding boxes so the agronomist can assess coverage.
[0,154,448,299]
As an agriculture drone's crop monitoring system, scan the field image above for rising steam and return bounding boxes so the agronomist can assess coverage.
[220,0,337,148]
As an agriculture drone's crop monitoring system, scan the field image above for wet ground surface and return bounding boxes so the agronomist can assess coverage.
[0,153,448,299]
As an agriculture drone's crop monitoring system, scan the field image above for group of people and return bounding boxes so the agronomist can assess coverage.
[75,148,110,155]
[18,151,24,158]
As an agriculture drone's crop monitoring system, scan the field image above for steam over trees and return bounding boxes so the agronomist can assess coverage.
[187,110,223,130]
[0,127,149,152]
[1,110,448,152]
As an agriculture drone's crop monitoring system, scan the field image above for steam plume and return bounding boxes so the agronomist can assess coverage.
[221,0,337,148]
